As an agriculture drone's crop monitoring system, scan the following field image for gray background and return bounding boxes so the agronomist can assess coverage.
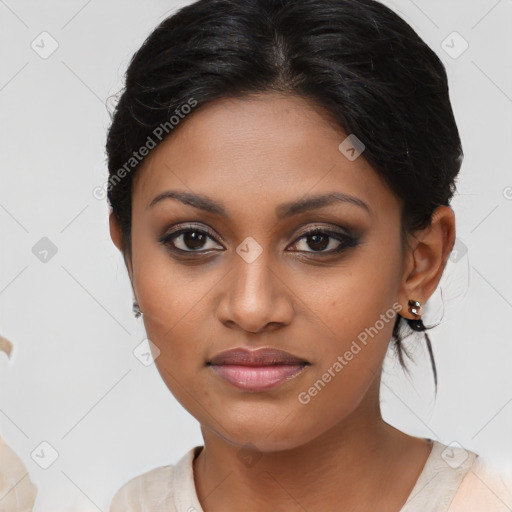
[0,0,511,510]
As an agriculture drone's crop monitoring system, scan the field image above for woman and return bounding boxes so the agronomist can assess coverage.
[106,0,512,510]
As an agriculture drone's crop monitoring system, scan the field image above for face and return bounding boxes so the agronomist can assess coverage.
[118,93,410,452]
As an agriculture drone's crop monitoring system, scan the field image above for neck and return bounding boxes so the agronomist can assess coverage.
[193,381,431,512]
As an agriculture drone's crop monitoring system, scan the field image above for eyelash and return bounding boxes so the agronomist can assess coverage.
[159,223,359,257]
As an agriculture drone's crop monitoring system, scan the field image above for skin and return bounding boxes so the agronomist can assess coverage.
[110,92,456,511]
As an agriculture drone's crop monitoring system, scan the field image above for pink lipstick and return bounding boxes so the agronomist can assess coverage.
[208,347,309,392]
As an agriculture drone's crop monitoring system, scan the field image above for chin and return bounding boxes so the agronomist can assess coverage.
[209,415,323,454]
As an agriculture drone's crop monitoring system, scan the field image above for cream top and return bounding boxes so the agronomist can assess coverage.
[110,440,512,511]
[0,435,37,511]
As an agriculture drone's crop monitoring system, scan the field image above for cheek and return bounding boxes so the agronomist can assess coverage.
[130,238,204,368]
[298,247,401,355]
[131,225,206,328]
[298,287,398,399]
[292,243,402,400]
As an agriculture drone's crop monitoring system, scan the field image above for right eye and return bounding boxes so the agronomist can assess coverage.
[159,224,224,253]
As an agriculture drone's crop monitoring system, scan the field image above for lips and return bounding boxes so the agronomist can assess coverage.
[209,347,308,366]
[208,347,309,392]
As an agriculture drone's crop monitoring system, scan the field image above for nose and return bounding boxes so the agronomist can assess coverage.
[215,250,295,334]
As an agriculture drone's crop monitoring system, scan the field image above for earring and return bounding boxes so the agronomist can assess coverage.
[407,299,424,331]
[132,300,142,318]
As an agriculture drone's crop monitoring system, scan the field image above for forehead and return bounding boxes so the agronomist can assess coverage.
[132,93,399,220]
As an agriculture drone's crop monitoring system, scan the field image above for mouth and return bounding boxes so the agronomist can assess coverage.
[207,347,310,392]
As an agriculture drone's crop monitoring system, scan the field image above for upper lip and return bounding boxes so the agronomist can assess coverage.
[208,347,308,366]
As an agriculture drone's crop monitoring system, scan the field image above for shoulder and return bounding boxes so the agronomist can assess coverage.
[0,435,37,511]
[109,446,203,512]
[448,456,512,512]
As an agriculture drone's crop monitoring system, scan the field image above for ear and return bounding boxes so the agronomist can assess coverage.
[398,205,456,318]
[109,211,135,289]
[109,211,123,252]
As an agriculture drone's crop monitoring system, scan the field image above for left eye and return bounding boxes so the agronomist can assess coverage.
[288,229,356,253]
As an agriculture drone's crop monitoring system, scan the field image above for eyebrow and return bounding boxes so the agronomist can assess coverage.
[147,190,371,217]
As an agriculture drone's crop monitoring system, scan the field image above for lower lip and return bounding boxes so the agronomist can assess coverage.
[210,364,307,392]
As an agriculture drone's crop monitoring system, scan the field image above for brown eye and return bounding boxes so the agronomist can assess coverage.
[180,230,207,250]
[160,225,224,253]
[289,228,359,254]
[305,233,330,251]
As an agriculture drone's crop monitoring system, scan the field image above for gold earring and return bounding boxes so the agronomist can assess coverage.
[408,299,422,318]
[406,299,425,331]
